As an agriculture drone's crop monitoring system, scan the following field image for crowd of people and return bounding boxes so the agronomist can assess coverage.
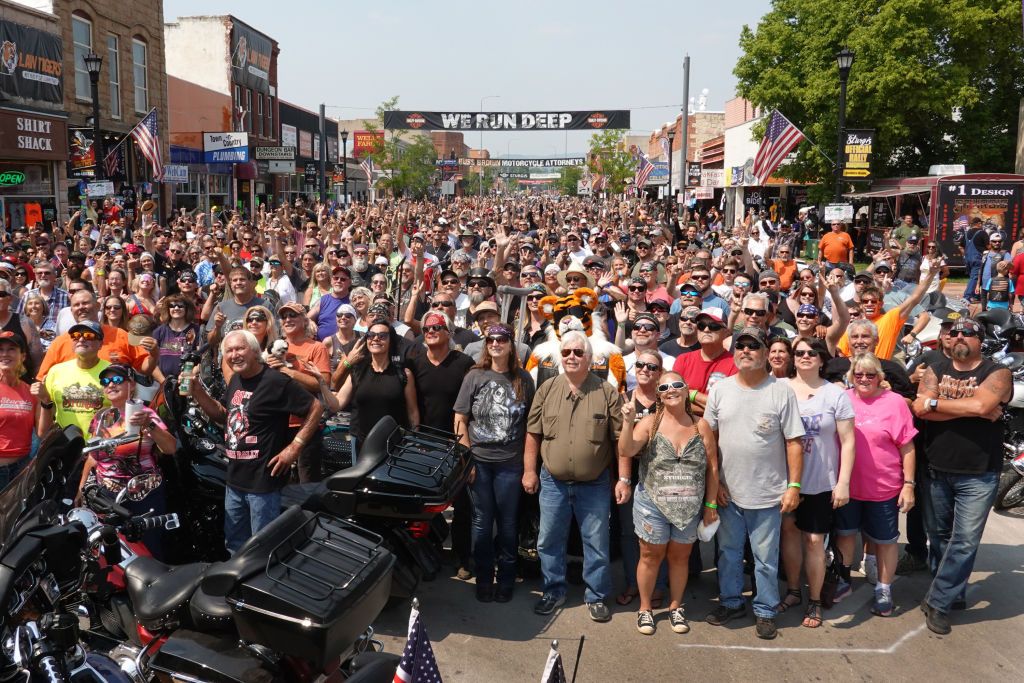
[0,194,1010,641]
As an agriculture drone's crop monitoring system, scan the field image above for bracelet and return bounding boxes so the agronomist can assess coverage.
[342,359,352,369]
[39,400,54,409]
[688,389,697,402]
[704,501,718,509]
[787,482,801,489]
[618,477,631,485]
[293,435,307,448]
[903,480,916,487]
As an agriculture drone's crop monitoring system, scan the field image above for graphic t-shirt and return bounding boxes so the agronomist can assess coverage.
[785,380,854,495]
[0,382,36,459]
[220,366,314,493]
[454,368,535,463]
[88,406,165,493]
[846,389,917,502]
[151,323,202,379]
[44,359,110,433]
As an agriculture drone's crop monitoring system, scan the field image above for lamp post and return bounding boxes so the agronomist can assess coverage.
[340,130,349,207]
[834,47,855,203]
[479,95,500,196]
[666,128,676,218]
[83,51,104,180]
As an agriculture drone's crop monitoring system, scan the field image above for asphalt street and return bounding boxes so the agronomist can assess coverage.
[374,506,1024,682]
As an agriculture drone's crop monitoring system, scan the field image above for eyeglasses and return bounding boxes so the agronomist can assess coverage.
[743,308,767,317]
[70,331,98,341]
[431,300,455,308]
[279,310,302,320]
[486,335,511,344]
[100,375,129,387]
[633,323,658,333]
[424,324,448,334]
[526,294,543,302]
[366,331,389,341]
[561,348,586,358]
[949,329,979,338]
[657,381,686,393]
[853,372,878,379]
[793,349,818,358]
[690,274,710,281]
[635,361,661,372]
[441,278,460,286]
[734,340,764,351]
[696,321,725,332]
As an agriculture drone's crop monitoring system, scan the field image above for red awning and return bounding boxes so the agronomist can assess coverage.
[235,161,258,180]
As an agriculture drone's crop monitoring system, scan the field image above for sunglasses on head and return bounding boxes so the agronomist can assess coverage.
[561,348,585,358]
[635,361,662,372]
[100,375,129,386]
[657,381,686,393]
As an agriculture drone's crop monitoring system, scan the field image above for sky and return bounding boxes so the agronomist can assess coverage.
[165,0,771,156]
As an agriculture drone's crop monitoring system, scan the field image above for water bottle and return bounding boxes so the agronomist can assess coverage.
[179,360,194,396]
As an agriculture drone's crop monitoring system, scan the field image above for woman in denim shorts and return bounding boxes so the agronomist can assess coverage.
[619,372,720,636]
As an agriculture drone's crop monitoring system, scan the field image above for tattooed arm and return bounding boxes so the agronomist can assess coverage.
[913,365,1010,421]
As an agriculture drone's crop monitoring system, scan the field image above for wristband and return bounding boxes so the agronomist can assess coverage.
[342,359,352,370]
[39,400,54,409]
[787,482,801,489]
[293,435,307,448]
[704,501,718,509]
[618,477,631,486]
[903,480,916,487]
[688,389,698,402]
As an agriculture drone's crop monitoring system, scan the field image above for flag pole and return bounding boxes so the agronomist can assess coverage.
[101,107,158,162]
[773,109,834,165]
[570,635,584,683]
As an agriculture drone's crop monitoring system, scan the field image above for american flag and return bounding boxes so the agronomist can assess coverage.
[660,134,671,162]
[131,109,164,181]
[751,109,805,185]
[393,604,442,683]
[541,643,567,683]
[634,153,655,194]
[360,156,375,186]
[103,145,122,178]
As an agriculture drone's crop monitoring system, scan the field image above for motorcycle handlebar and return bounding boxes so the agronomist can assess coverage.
[35,655,66,683]
[82,433,142,456]
[125,513,179,536]
[82,485,134,522]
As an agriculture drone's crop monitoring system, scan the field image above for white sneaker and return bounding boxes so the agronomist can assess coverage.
[864,554,878,585]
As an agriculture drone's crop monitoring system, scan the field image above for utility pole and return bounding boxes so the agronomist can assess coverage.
[680,54,690,223]
[319,104,327,202]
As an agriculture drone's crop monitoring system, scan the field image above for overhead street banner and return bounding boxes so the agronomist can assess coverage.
[459,157,586,168]
[383,111,629,131]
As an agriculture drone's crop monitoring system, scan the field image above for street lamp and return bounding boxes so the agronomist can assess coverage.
[666,128,676,217]
[340,129,349,207]
[83,51,104,180]
[834,47,854,203]
[479,95,500,196]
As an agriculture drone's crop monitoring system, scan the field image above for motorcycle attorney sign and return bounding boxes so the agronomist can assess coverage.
[383,110,630,131]
[0,20,63,105]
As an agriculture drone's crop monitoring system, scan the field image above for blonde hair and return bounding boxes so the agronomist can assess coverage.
[847,352,885,384]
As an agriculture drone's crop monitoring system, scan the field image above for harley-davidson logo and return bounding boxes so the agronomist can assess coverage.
[587,112,609,128]
[406,113,426,129]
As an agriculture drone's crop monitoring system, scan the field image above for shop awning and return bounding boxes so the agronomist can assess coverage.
[844,186,931,199]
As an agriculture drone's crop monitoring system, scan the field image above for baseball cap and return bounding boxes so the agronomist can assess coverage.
[69,320,104,339]
[582,255,606,268]
[633,312,659,329]
[411,232,426,242]
[696,307,725,324]
[950,317,982,335]
[278,301,306,315]
[758,269,780,283]
[735,326,768,346]
[874,262,893,273]
[853,271,874,283]
[472,301,500,320]
[907,232,920,242]
[932,307,961,325]
[648,297,671,311]
[0,330,27,352]
[99,363,134,382]
[331,265,351,277]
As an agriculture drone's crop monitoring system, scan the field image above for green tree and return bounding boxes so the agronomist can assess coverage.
[588,130,636,194]
[362,96,438,198]
[556,165,584,196]
[460,167,499,196]
[734,0,1024,191]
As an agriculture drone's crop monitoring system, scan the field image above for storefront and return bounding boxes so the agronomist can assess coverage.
[169,144,234,213]
[278,103,339,206]
[0,107,67,229]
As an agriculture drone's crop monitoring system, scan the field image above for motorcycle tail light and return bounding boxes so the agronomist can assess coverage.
[407,521,431,538]
[422,501,451,515]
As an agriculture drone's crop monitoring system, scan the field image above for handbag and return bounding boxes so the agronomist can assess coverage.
[820,534,844,609]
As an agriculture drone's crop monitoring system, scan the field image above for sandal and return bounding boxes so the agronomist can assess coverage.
[777,588,802,613]
[616,588,639,606]
[802,599,823,628]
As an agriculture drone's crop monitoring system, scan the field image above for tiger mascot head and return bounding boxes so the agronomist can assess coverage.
[1,42,17,75]
[537,287,599,339]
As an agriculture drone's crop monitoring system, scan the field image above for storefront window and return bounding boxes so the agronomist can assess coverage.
[73,15,92,101]
[132,39,148,113]
[1,162,56,229]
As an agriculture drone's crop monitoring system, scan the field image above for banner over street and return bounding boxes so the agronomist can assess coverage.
[383,111,629,131]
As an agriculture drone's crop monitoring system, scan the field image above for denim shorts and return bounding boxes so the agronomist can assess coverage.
[834,496,900,544]
[633,484,700,545]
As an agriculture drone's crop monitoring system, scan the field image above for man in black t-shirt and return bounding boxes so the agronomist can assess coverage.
[188,329,322,554]
[913,317,1011,635]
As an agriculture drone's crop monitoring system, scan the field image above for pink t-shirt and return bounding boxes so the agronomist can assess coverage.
[846,389,917,501]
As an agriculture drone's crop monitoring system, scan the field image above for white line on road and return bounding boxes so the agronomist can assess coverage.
[675,623,928,654]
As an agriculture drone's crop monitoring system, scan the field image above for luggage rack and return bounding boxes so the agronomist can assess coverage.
[263,515,384,602]
[383,425,465,484]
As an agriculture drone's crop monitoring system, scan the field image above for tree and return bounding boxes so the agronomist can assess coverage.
[588,130,636,194]
[362,96,439,198]
[460,167,499,196]
[556,165,584,196]
[734,0,1024,190]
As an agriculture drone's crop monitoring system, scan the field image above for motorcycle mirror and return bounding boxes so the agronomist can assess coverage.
[124,475,157,502]
[904,339,922,359]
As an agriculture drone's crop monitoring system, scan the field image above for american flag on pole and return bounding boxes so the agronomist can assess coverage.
[751,109,805,185]
[131,109,164,181]
[103,145,122,178]
[360,156,375,186]
[634,153,655,194]
[393,603,442,683]
[540,642,567,683]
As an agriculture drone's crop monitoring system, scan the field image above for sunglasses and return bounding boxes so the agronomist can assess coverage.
[760,279,778,286]
[440,278,460,285]
[679,289,701,297]
[796,313,818,320]
[690,274,710,281]
[950,329,979,338]
[721,268,737,274]
[657,381,686,393]
[734,340,764,351]
[365,331,389,341]
[696,321,725,332]
[100,375,128,386]
[735,282,752,289]
[336,312,356,320]
[635,361,662,372]
[853,372,878,379]
[70,331,99,341]
[860,298,880,305]
[565,276,586,283]
[633,323,658,333]
[431,300,455,308]
[246,315,267,323]
[628,285,646,292]
[424,324,448,334]
[793,349,818,358]
[14,270,27,276]
[279,310,302,319]
[743,308,767,317]
[526,294,544,302]
[522,271,540,278]
[468,280,490,288]
[561,348,586,358]
[486,335,511,344]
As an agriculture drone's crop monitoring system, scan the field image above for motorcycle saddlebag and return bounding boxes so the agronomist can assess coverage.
[227,514,394,668]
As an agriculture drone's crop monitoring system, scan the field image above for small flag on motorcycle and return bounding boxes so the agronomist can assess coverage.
[394,597,442,682]
[541,640,567,683]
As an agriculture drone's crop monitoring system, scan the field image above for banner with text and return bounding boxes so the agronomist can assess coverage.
[383,111,629,131]
[230,20,272,94]
[457,157,586,168]
[841,129,874,180]
[352,130,384,157]
[0,20,63,104]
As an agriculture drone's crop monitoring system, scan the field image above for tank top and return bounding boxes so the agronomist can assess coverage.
[640,429,706,530]
[316,293,343,340]
[349,364,408,441]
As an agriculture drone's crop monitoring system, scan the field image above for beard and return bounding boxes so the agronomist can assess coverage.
[469,291,486,306]
[952,342,970,360]
[353,256,368,271]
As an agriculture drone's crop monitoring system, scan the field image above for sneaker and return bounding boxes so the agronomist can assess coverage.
[456,566,474,581]
[587,601,611,623]
[863,555,878,585]
[871,586,893,617]
[534,594,565,616]
[832,580,852,604]
[895,551,928,576]
[494,585,514,603]
[669,607,690,634]
[636,610,656,635]
[922,602,952,635]
[705,604,747,626]
[755,616,778,640]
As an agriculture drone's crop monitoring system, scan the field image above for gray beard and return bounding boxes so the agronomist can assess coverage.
[353,257,368,271]
[469,292,485,306]
[952,343,970,360]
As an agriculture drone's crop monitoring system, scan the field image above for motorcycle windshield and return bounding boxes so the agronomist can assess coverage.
[0,426,85,554]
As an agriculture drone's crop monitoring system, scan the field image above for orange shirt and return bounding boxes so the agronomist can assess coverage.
[836,308,907,360]
[284,337,329,427]
[819,231,855,264]
[37,325,149,380]
[771,259,798,290]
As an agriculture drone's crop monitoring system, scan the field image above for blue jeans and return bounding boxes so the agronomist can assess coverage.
[922,469,998,612]
[468,460,523,588]
[225,486,282,555]
[538,468,612,604]
[717,502,781,619]
[964,260,982,301]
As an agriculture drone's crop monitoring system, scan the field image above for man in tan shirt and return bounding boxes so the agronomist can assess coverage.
[524,330,630,622]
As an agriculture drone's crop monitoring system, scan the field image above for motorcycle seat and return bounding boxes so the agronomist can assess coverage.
[323,416,397,493]
[124,556,210,632]
[188,583,235,633]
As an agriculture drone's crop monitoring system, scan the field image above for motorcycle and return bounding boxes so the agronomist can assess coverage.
[160,344,473,599]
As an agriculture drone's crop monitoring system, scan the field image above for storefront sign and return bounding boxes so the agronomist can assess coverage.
[459,157,587,168]
[202,132,249,163]
[841,129,874,180]
[0,109,66,160]
[383,110,630,131]
[352,130,384,157]
[0,170,23,185]
[701,168,724,187]
[299,131,312,159]
[937,181,1024,251]
[686,162,702,187]
[86,180,115,197]
[303,163,317,184]
[694,186,715,200]
[162,164,188,183]
[254,145,295,160]
[0,21,63,105]
[230,20,272,95]
[647,162,668,186]
[281,124,297,148]
[268,160,294,174]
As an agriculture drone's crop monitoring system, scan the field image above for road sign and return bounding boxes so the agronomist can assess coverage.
[577,179,592,195]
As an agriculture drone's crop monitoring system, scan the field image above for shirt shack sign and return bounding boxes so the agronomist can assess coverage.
[0,109,66,160]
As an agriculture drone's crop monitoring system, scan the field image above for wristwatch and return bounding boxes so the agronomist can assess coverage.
[928,398,939,412]
[618,477,631,486]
